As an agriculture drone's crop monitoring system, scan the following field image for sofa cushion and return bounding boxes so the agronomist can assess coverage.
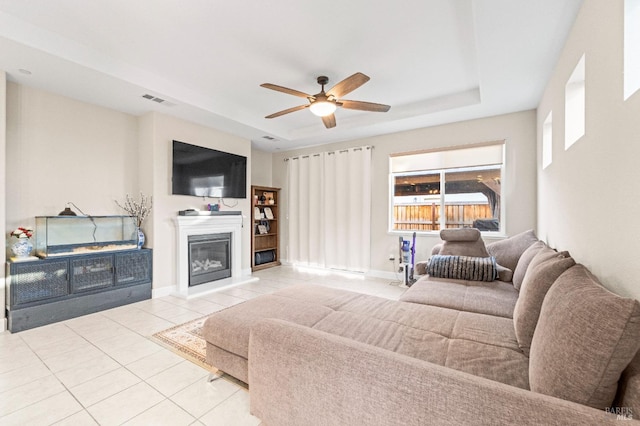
[426,255,498,282]
[486,229,538,272]
[529,265,640,409]
[205,285,529,389]
[202,292,338,359]
[616,351,640,417]
[511,240,546,291]
[440,228,481,242]
[512,247,575,356]
[400,276,518,318]
[312,301,529,389]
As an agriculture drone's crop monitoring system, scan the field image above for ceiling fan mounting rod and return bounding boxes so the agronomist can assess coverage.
[317,76,329,92]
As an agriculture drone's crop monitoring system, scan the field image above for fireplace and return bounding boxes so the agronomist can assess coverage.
[173,212,258,299]
[188,233,231,286]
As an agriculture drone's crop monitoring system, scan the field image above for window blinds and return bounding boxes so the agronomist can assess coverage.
[390,141,504,173]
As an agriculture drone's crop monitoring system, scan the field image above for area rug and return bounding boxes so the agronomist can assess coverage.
[152,316,210,368]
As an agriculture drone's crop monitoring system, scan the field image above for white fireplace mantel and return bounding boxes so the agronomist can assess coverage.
[173,213,257,299]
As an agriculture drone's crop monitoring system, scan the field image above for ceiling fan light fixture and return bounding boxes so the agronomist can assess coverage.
[309,100,336,117]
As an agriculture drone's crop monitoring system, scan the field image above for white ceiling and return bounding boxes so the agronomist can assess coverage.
[0,0,583,152]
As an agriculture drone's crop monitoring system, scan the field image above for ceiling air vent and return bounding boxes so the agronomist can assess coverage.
[141,94,176,107]
[262,135,276,140]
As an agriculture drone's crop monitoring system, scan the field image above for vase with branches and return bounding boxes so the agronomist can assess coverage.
[116,193,152,249]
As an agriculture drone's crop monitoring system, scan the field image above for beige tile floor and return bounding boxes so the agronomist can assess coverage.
[0,265,406,425]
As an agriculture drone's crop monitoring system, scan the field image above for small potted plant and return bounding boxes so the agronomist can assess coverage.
[10,227,34,258]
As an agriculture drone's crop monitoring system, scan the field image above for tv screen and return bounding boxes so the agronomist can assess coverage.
[172,140,247,198]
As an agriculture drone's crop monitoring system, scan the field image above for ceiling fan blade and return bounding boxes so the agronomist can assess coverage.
[265,104,309,119]
[260,83,311,99]
[339,99,391,112]
[327,72,370,98]
[321,113,336,129]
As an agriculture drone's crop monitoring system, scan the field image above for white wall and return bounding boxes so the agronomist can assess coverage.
[251,148,273,187]
[272,110,537,276]
[537,0,640,299]
[5,83,139,225]
[138,112,252,294]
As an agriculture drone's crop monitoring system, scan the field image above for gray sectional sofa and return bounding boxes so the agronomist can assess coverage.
[202,229,640,425]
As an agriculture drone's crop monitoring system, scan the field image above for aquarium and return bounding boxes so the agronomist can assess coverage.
[35,216,138,258]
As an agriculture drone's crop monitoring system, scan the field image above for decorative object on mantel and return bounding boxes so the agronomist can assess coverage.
[115,193,153,249]
[10,227,34,259]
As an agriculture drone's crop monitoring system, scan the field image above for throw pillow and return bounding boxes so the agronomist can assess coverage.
[496,264,513,282]
[415,261,428,276]
[426,255,497,282]
[486,229,538,272]
[512,247,575,356]
[529,265,640,409]
[512,240,546,291]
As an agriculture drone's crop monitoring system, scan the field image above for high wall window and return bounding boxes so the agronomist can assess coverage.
[625,0,640,100]
[390,143,504,233]
[565,54,585,149]
[542,111,553,169]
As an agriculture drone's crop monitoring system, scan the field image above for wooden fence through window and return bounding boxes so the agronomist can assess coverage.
[393,204,493,231]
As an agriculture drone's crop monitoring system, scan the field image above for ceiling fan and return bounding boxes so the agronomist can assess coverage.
[260,72,391,129]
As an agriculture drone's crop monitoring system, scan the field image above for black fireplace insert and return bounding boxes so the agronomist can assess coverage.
[188,233,231,286]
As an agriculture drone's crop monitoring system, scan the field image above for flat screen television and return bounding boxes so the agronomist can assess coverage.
[172,140,247,198]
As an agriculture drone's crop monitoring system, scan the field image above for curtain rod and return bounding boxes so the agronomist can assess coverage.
[284,145,373,161]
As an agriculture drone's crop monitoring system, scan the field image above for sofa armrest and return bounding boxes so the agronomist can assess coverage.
[248,319,629,426]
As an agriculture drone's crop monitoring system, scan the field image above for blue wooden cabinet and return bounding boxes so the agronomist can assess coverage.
[6,249,152,332]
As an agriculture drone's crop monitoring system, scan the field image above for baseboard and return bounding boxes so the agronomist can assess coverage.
[366,269,402,281]
[152,285,176,299]
[0,318,7,333]
[274,262,404,283]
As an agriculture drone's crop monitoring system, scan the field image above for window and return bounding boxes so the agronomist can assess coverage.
[542,111,553,169]
[625,0,640,100]
[565,54,585,149]
[390,143,504,233]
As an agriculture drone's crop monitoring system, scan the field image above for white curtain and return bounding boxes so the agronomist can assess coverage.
[287,146,371,272]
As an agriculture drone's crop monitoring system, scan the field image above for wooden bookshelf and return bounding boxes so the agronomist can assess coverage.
[251,185,281,271]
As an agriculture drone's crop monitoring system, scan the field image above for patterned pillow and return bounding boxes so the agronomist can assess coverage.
[427,255,498,282]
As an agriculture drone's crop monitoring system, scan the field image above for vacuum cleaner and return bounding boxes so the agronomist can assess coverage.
[398,232,417,287]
